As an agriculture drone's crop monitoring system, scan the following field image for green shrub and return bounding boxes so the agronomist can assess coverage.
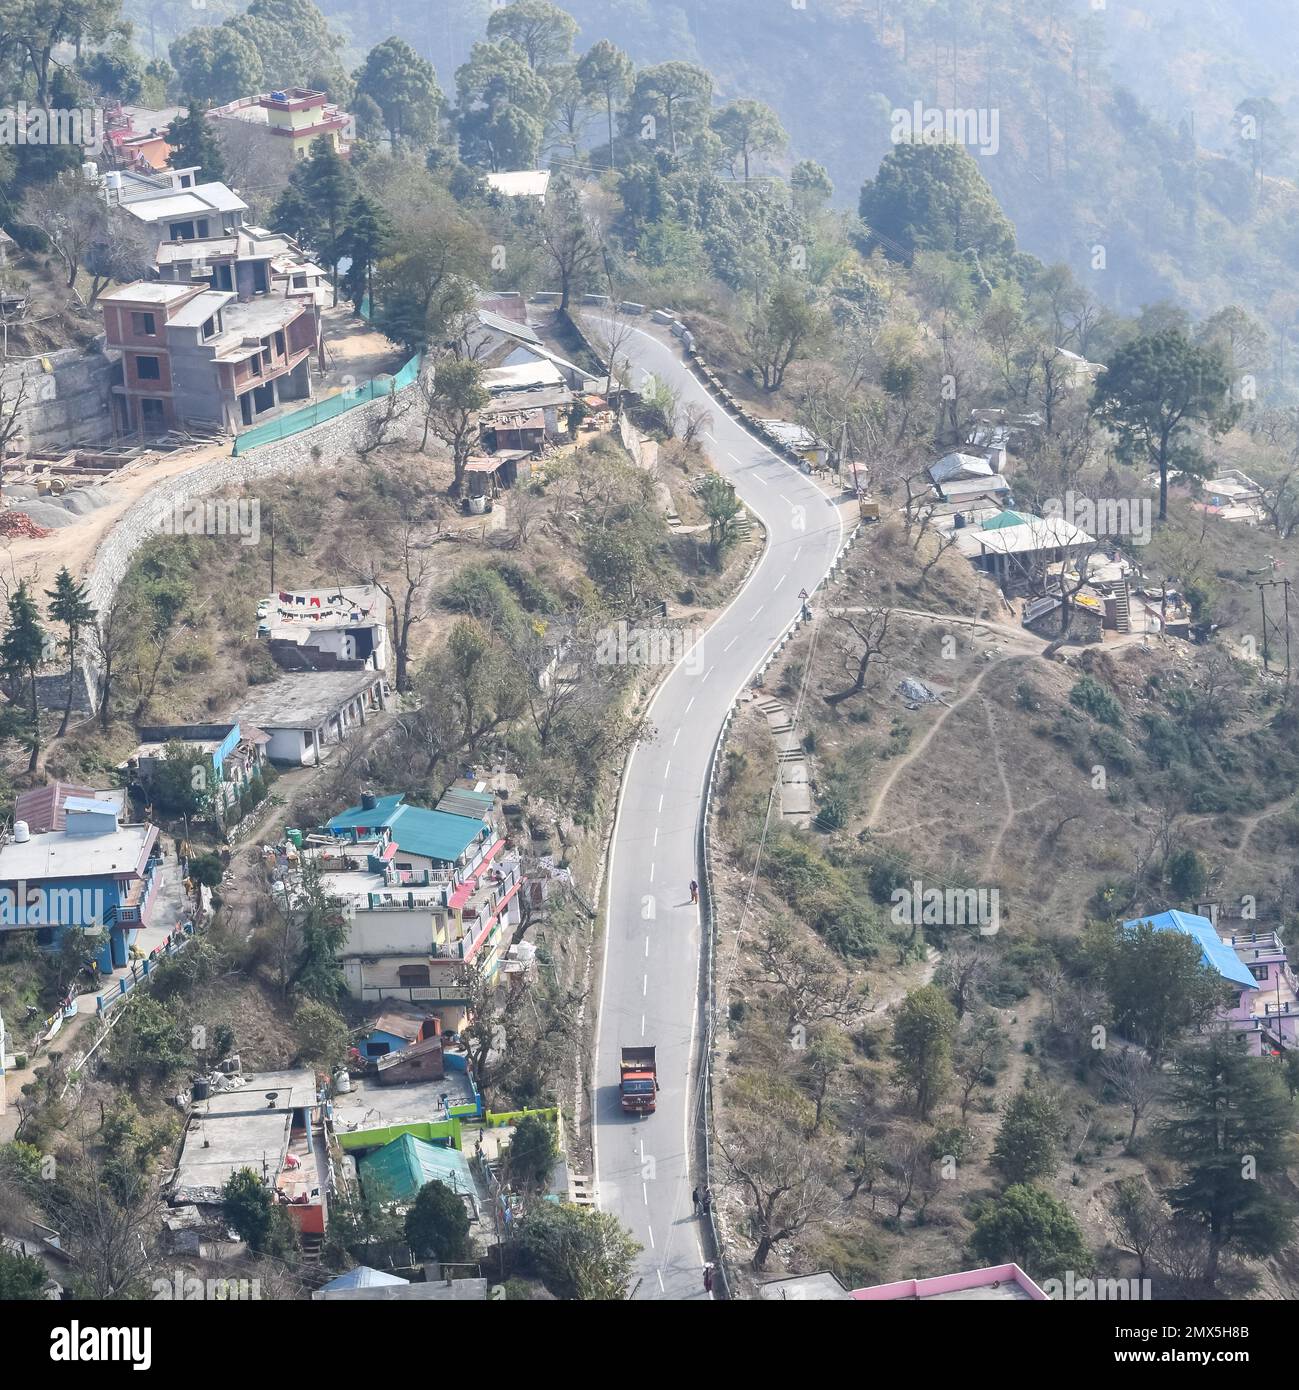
[1070,675,1122,726]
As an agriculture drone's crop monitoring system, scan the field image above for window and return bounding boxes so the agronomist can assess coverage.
[135,355,161,380]
[1250,964,1269,982]
[131,311,156,336]
[201,316,216,340]
[398,965,430,988]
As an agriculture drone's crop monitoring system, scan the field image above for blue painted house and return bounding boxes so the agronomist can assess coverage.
[0,798,160,971]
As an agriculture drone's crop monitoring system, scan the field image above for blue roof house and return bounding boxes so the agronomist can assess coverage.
[1121,910,1260,992]
[324,792,493,882]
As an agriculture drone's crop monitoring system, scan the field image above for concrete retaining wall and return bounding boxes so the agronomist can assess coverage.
[4,346,118,452]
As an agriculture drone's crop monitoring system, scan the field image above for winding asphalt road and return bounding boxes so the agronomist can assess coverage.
[586,315,848,1299]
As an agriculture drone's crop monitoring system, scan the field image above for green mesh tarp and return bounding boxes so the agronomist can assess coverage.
[232,352,421,455]
[359,1133,474,1206]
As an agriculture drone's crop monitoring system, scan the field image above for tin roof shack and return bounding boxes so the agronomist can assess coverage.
[954,511,1095,594]
[257,586,389,674]
[172,1068,331,1236]
[232,669,386,765]
[0,801,159,972]
[758,419,830,469]
[13,782,126,834]
[357,1003,439,1060]
[480,384,573,447]
[313,1271,489,1301]
[375,1034,446,1085]
[484,170,550,202]
[1195,470,1266,525]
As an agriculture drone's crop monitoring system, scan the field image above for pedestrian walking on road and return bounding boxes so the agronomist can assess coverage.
[703,1263,714,1295]
[692,1188,701,1216]
[702,1187,713,1215]
[689,880,699,904]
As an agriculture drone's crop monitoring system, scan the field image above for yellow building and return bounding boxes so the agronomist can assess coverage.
[258,88,352,159]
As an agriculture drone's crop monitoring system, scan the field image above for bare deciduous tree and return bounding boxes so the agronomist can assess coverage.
[1104,1176,1165,1279]
[41,1145,161,1299]
[880,1122,930,1221]
[748,919,865,1036]
[825,605,892,705]
[718,1118,836,1269]
[1101,1045,1161,1150]
[936,935,991,1020]
[0,376,29,493]
[345,521,436,692]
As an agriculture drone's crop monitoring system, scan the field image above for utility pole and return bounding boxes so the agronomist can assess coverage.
[1257,577,1293,680]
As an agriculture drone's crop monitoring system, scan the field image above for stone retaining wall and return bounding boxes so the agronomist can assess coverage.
[78,375,422,704]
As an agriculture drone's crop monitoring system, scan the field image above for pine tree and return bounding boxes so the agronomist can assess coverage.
[891,985,957,1119]
[281,136,357,306]
[1,582,47,772]
[45,567,95,738]
[1159,1033,1296,1287]
[166,99,227,183]
[340,192,391,315]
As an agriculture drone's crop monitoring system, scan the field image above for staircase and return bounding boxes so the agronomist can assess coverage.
[755,697,811,826]
[1113,581,1132,634]
[568,1173,597,1207]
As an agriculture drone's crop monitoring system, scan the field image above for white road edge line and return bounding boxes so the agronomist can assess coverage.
[587,311,846,1297]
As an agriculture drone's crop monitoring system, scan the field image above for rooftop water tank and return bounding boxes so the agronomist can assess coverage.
[13,821,29,842]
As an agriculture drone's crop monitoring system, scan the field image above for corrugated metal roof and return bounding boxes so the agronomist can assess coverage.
[326,795,488,866]
[317,1265,408,1291]
[1122,910,1259,991]
[325,793,404,832]
[388,805,486,865]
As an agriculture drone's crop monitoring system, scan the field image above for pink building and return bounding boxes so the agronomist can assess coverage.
[1220,929,1299,1056]
[852,1263,1048,1301]
[1122,910,1299,1058]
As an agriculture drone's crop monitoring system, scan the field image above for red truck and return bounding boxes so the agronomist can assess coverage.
[620,1046,658,1114]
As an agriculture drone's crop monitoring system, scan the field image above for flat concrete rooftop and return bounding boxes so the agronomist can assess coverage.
[331,1069,477,1137]
[233,670,381,731]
